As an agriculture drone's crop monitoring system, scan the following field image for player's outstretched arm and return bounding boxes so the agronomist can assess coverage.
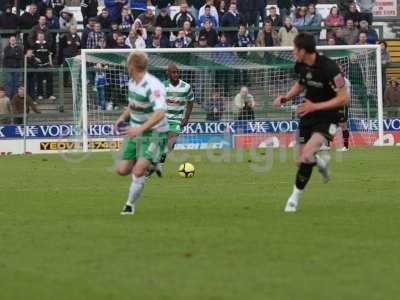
[123,110,166,137]
[272,82,304,107]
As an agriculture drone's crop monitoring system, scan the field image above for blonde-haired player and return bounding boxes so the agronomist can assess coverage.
[115,51,169,215]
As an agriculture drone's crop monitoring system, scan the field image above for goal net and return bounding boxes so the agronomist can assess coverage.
[66,46,383,152]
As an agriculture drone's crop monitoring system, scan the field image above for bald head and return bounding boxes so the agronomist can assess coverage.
[167,64,180,85]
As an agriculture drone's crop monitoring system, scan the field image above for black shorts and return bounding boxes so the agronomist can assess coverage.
[298,122,338,144]
[338,105,349,123]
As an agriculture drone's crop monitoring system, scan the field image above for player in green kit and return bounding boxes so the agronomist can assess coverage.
[153,64,194,176]
[115,51,169,215]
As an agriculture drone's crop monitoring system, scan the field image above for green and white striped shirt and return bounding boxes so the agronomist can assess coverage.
[128,73,169,132]
[164,79,194,125]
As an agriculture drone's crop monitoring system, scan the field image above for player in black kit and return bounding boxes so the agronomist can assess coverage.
[273,33,349,212]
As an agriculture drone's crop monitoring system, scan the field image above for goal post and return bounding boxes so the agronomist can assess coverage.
[70,45,384,153]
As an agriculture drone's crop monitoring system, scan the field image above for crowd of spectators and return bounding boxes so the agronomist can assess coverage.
[0,0,398,119]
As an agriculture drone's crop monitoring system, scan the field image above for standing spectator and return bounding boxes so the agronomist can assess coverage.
[278,17,298,46]
[256,20,279,47]
[342,19,359,45]
[11,86,41,124]
[291,6,308,29]
[20,4,39,49]
[265,6,283,28]
[221,3,243,45]
[384,79,400,117]
[95,63,107,109]
[25,49,39,99]
[138,8,156,32]
[325,6,345,41]
[234,86,255,120]
[0,87,11,124]
[198,5,218,28]
[379,40,392,95]
[217,0,226,21]
[206,88,224,121]
[81,17,96,49]
[0,5,18,62]
[59,25,81,85]
[45,8,60,56]
[3,36,23,99]
[147,26,170,48]
[81,0,98,26]
[277,0,292,20]
[33,31,55,101]
[97,8,112,30]
[358,20,378,44]
[199,0,219,26]
[104,0,127,23]
[86,22,106,49]
[199,19,219,47]
[356,0,376,25]
[52,0,65,17]
[305,4,322,41]
[28,15,53,49]
[130,0,147,19]
[344,2,361,25]
[155,7,173,41]
[120,7,134,32]
[173,3,196,28]
[36,0,54,16]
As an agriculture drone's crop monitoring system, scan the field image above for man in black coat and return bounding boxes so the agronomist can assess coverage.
[2,36,23,98]
[81,0,99,26]
[173,2,196,28]
[221,2,244,45]
[0,5,19,62]
[19,3,40,49]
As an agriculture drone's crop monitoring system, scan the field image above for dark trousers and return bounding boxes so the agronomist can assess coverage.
[36,69,53,97]
[26,72,36,99]
[5,70,21,98]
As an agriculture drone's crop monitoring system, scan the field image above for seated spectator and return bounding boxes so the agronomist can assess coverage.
[357,32,368,45]
[0,87,11,124]
[215,33,231,48]
[234,86,255,120]
[97,8,111,30]
[81,17,96,49]
[344,2,361,25]
[198,20,219,47]
[256,20,279,47]
[107,29,120,48]
[138,8,156,32]
[114,34,129,49]
[59,8,77,30]
[331,29,347,45]
[11,86,41,124]
[182,21,196,47]
[358,20,378,44]
[198,5,218,28]
[37,0,53,16]
[221,2,243,45]
[20,4,40,48]
[174,30,192,48]
[291,6,307,29]
[120,7,134,32]
[147,26,170,48]
[33,31,55,102]
[28,15,53,49]
[235,24,252,48]
[265,6,283,28]
[59,25,81,85]
[130,0,147,19]
[356,0,375,25]
[155,7,174,33]
[0,5,19,59]
[125,27,146,49]
[384,79,400,117]
[342,19,359,45]
[278,17,298,46]
[197,35,209,47]
[81,0,99,26]
[104,0,127,23]
[206,88,224,121]
[3,36,23,99]
[95,63,107,110]
[86,22,105,49]
[173,2,196,28]
[96,37,108,49]
[325,6,345,40]
[199,1,219,27]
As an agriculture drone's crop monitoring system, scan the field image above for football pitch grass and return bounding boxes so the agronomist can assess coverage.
[1,148,399,300]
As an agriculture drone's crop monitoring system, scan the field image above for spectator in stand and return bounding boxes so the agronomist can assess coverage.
[277,0,292,20]
[0,5,18,62]
[59,25,80,86]
[182,21,196,46]
[125,27,146,48]
[237,0,266,28]
[278,16,298,46]
[81,0,98,26]
[356,0,376,25]
[206,88,224,121]
[342,19,359,45]
[198,5,218,28]
[305,4,322,42]
[235,24,252,48]
[11,86,41,124]
[265,6,283,28]
[106,22,120,47]
[186,0,205,19]
[199,19,219,47]
[151,0,173,15]
[138,8,156,32]
[0,87,11,124]
[325,6,345,41]
[20,4,39,49]
[384,79,400,117]
[86,22,105,49]
[197,35,209,47]
[327,37,336,45]
[0,0,13,13]
[234,86,255,120]
[33,31,55,102]
[95,63,107,110]
[174,30,193,48]
[52,0,65,17]
[36,0,54,16]
[357,32,368,45]
[215,33,231,47]
[130,0,147,19]
[256,20,279,47]
[199,0,219,27]
[59,8,77,30]
[173,3,196,28]
[338,0,354,16]
[3,36,23,99]
[291,6,307,29]
[221,3,243,45]
[358,20,378,44]
[97,36,108,49]
[120,7,134,32]
[81,17,96,49]
[104,0,127,23]
[147,26,170,48]
[332,29,347,45]
[379,40,392,93]
[155,7,173,41]
[45,8,60,56]
[217,0,227,21]
[131,19,147,40]
[29,16,53,50]
[344,2,361,25]
[25,49,39,99]
[115,34,129,48]
[97,8,112,30]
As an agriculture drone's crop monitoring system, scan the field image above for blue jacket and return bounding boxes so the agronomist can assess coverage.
[198,15,218,28]
[130,0,147,11]
[305,13,322,27]
[104,0,128,21]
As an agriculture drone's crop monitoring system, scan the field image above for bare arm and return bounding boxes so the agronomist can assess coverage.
[273,82,305,106]
[181,101,193,127]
